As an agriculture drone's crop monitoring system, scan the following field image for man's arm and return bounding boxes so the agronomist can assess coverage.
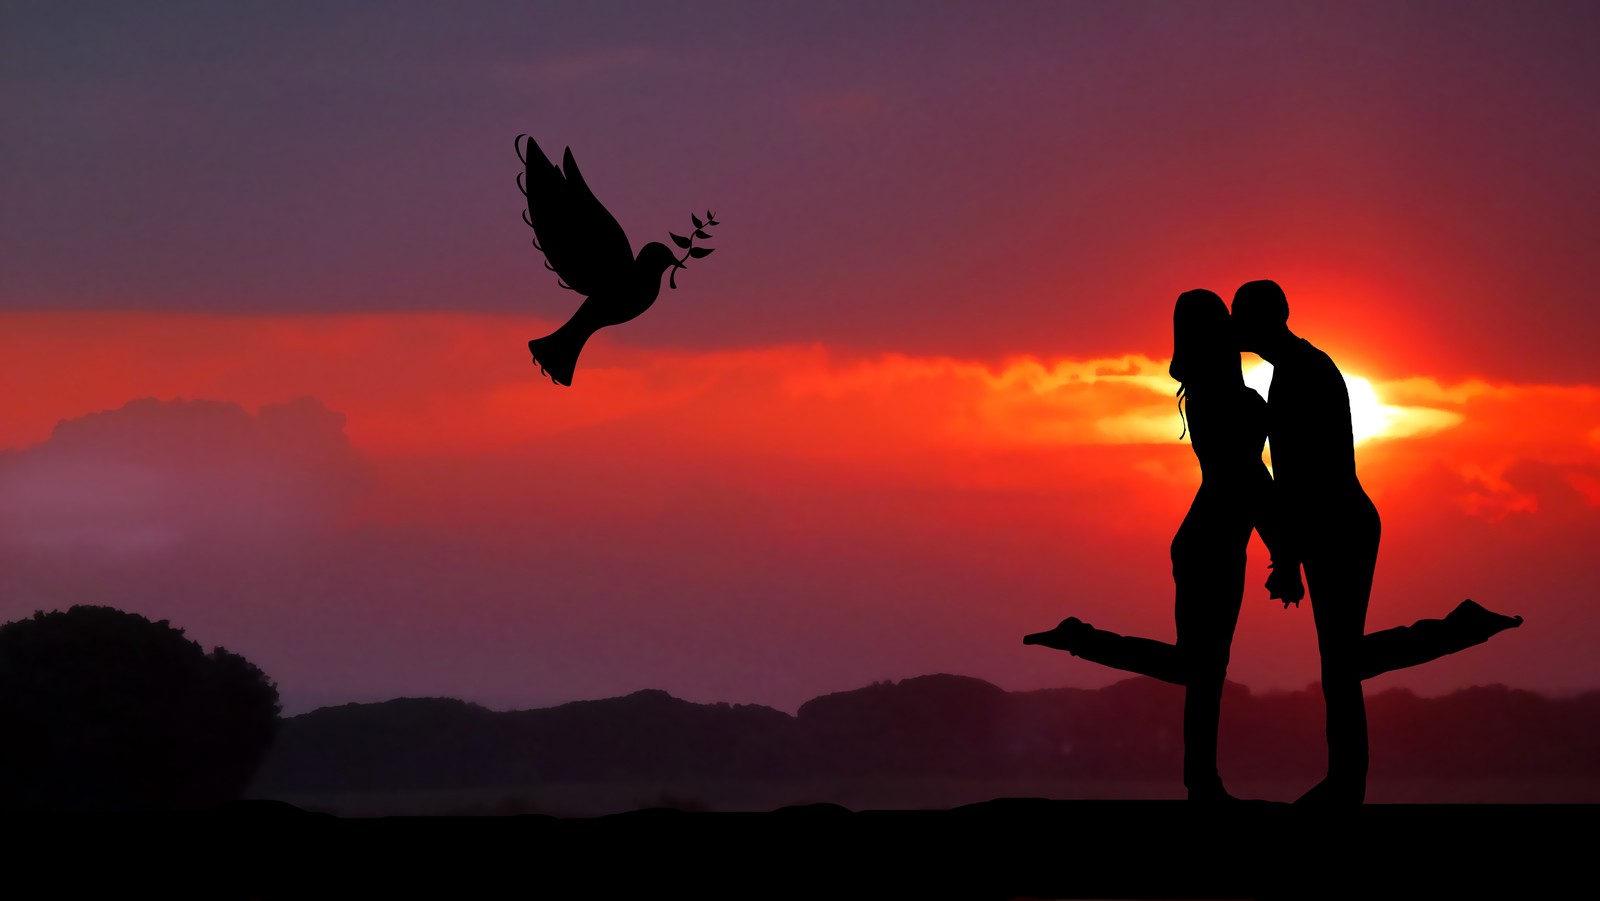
[1249,462,1304,607]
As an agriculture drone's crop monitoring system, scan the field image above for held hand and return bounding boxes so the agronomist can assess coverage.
[1266,562,1305,609]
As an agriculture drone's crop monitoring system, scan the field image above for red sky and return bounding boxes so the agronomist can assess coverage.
[2,3,1596,713]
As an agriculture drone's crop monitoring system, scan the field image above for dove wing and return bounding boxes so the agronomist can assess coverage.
[518,136,634,297]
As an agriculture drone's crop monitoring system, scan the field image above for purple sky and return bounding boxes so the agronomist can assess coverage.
[6,2,1598,377]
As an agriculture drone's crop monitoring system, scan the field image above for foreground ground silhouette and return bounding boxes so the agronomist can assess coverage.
[61,797,1594,899]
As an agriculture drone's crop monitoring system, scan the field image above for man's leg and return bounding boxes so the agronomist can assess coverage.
[1300,518,1380,804]
[1358,600,1523,680]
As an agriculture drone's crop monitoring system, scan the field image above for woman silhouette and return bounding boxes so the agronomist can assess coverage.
[1024,289,1521,801]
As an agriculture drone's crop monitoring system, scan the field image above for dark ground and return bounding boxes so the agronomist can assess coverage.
[23,798,1587,899]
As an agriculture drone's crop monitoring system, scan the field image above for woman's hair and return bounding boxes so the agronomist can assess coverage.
[1168,289,1242,437]
[1169,289,1239,385]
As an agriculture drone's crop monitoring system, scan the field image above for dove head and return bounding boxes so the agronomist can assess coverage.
[636,241,685,290]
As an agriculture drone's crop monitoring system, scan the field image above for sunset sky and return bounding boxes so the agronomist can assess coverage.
[3,1,1596,714]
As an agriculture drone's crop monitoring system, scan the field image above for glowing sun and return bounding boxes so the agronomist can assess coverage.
[1242,362,1394,444]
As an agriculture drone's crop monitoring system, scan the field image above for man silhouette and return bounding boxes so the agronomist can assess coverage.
[1232,279,1379,805]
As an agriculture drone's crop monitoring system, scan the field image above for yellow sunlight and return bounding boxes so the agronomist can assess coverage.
[1243,363,1396,444]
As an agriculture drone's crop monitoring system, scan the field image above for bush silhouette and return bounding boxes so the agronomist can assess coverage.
[0,605,281,811]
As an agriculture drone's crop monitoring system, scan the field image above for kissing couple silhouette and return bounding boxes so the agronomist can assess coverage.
[1024,280,1523,805]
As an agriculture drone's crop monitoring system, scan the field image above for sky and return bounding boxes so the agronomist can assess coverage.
[2,1,1597,714]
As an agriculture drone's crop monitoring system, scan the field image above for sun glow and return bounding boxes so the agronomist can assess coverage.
[1243,363,1398,444]
[1344,376,1392,443]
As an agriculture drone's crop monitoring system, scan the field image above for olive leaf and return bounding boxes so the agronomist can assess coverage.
[688,247,714,258]
[691,213,704,229]
[694,229,710,239]
[669,232,693,249]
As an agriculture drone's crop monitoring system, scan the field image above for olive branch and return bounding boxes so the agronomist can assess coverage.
[667,211,718,289]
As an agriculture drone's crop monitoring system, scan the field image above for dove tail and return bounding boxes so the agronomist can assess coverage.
[527,317,595,387]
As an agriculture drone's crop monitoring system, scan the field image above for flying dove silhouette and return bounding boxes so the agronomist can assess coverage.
[516,134,716,386]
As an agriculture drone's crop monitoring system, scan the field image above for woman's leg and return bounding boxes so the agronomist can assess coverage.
[1175,553,1246,799]
[1022,618,1186,684]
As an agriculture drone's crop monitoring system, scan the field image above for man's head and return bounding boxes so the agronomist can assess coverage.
[1231,279,1290,354]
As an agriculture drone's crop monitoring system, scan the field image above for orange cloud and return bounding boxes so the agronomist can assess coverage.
[782,352,1184,447]
[1,312,1592,516]
[1355,376,1600,523]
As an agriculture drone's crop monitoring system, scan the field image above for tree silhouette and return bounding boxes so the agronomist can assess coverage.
[0,605,281,811]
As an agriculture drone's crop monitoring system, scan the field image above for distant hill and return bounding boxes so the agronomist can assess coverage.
[249,676,1600,806]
